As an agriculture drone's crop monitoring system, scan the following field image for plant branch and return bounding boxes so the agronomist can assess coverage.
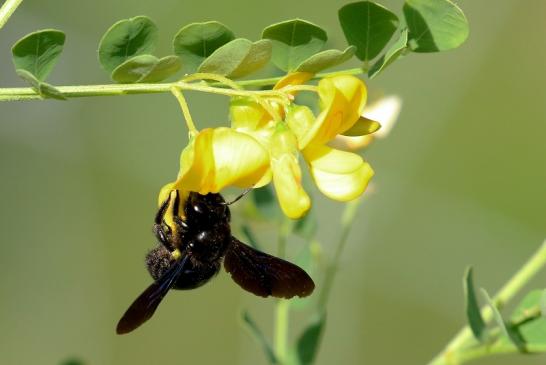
[274,218,293,364]
[0,0,22,30]
[0,68,365,102]
[428,239,546,365]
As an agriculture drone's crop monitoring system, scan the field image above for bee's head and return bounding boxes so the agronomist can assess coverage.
[185,192,230,224]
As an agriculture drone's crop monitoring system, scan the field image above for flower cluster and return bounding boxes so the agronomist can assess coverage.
[163,73,378,219]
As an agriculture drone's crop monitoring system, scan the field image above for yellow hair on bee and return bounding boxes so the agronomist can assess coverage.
[171,249,182,260]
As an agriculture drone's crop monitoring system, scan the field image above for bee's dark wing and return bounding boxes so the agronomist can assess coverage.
[224,237,315,299]
[116,256,188,334]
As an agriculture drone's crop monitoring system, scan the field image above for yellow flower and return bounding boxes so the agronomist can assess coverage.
[173,127,270,194]
[164,74,376,219]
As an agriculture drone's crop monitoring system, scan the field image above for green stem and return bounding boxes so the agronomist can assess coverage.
[274,218,293,364]
[170,86,198,135]
[318,198,362,310]
[0,0,22,30]
[451,342,546,364]
[0,81,285,102]
[428,240,546,365]
[275,299,290,364]
[0,68,364,102]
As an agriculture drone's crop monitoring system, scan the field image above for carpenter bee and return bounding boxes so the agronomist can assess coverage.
[116,190,315,334]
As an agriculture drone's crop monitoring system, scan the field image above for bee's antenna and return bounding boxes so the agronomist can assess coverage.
[223,188,252,206]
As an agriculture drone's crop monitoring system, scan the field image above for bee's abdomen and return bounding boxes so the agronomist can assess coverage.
[173,259,220,290]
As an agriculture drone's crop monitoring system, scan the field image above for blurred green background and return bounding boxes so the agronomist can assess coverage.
[0,1,545,364]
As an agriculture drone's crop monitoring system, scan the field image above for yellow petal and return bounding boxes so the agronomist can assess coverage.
[230,97,271,131]
[300,75,367,147]
[303,144,373,201]
[156,185,190,230]
[285,105,315,149]
[229,97,278,147]
[176,128,270,194]
[254,167,273,188]
[272,155,311,218]
[326,75,367,123]
[157,182,176,206]
[270,125,311,218]
[274,72,314,92]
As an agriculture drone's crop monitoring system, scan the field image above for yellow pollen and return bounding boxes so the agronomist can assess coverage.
[171,249,182,260]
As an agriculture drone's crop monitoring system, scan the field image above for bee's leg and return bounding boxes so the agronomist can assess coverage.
[154,193,172,224]
[152,223,174,250]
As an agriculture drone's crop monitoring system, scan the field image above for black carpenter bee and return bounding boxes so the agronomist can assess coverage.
[116,190,315,334]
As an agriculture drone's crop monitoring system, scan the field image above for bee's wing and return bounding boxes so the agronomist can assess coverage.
[116,256,188,334]
[224,237,315,299]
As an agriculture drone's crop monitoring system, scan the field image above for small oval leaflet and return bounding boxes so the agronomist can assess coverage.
[173,21,235,73]
[262,19,328,72]
[98,16,159,73]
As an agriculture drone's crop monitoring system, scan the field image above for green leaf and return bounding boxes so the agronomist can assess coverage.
[403,0,469,53]
[12,29,65,81]
[252,185,281,220]
[508,290,546,346]
[482,289,527,352]
[338,1,399,62]
[111,54,181,83]
[295,46,355,73]
[16,69,66,100]
[98,16,158,73]
[241,310,278,364]
[511,290,544,321]
[172,21,235,73]
[368,28,408,79]
[198,38,272,78]
[463,267,486,342]
[541,291,546,317]
[262,19,327,72]
[295,313,326,365]
[342,116,381,136]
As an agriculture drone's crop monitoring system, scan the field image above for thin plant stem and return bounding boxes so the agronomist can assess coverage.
[0,68,365,102]
[318,198,362,310]
[170,87,197,135]
[274,300,290,364]
[0,0,22,30]
[274,218,293,364]
[428,240,546,365]
[0,81,285,101]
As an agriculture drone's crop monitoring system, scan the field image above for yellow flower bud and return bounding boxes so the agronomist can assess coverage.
[270,124,311,218]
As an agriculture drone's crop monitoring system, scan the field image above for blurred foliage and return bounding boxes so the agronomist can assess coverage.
[0,0,544,365]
